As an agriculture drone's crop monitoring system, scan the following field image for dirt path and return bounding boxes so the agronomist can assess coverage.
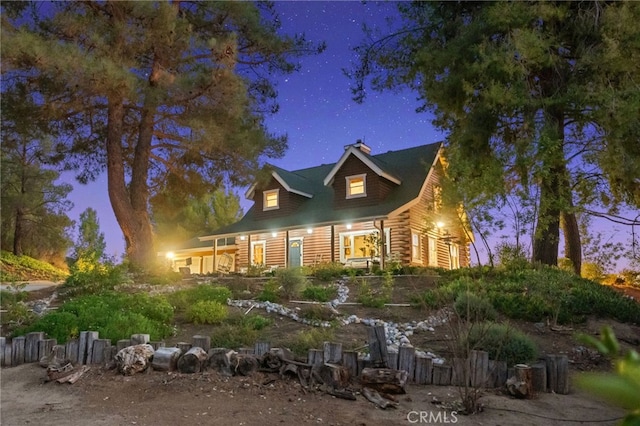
[1,363,626,426]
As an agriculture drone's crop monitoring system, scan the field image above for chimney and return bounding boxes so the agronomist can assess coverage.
[344,139,372,155]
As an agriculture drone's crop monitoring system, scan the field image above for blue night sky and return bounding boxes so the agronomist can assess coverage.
[61,1,631,268]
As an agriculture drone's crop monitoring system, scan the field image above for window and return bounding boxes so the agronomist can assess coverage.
[411,231,422,263]
[263,189,279,210]
[251,241,266,265]
[450,244,460,269]
[346,174,366,198]
[339,229,390,263]
[428,236,438,267]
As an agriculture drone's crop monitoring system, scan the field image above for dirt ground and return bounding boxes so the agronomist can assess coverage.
[0,362,627,426]
[1,277,638,425]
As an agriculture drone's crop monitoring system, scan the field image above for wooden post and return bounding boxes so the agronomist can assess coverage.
[531,362,547,393]
[308,349,324,366]
[66,338,79,364]
[3,342,12,367]
[367,325,389,368]
[451,357,468,386]
[488,360,508,388]
[25,332,45,363]
[556,355,570,394]
[432,364,452,386]
[192,335,211,353]
[545,354,558,393]
[104,346,118,364]
[176,342,192,353]
[12,336,26,366]
[512,364,533,398]
[323,341,342,364]
[342,351,359,377]
[53,344,66,360]
[387,348,399,370]
[152,347,182,371]
[79,331,99,365]
[470,350,489,388]
[398,345,416,381]
[38,338,57,362]
[0,337,6,367]
[254,341,270,357]
[130,334,150,346]
[149,341,166,350]
[91,339,111,364]
[117,339,132,351]
[414,354,433,385]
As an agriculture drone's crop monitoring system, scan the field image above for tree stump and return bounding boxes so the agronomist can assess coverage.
[115,344,155,375]
[208,348,235,376]
[38,339,57,363]
[177,346,208,374]
[387,348,399,370]
[254,341,270,357]
[192,335,211,352]
[414,354,433,385]
[25,332,45,363]
[531,362,547,393]
[149,341,165,350]
[53,344,67,361]
[470,350,489,388]
[367,325,389,368]
[488,360,508,388]
[117,339,132,351]
[12,336,26,366]
[545,354,558,393]
[130,334,150,346]
[91,339,111,364]
[79,331,99,365]
[176,342,192,353]
[231,353,259,376]
[342,350,359,377]
[312,363,350,389]
[360,367,408,394]
[451,357,468,386]
[507,364,532,398]
[307,349,324,367]
[556,355,570,394]
[432,364,452,386]
[323,341,342,364]
[152,347,182,371]
[65,338,79,364]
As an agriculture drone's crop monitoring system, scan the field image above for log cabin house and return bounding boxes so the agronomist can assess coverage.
[162,141,472,274]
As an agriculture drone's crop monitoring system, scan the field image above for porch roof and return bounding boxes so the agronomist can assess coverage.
[200,142,442,240]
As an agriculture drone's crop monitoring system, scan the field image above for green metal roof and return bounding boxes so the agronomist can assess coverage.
[202,142,442,238]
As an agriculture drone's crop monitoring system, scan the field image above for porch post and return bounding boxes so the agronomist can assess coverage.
[247,235,251,268]
[380,220,385,271]
[212,238,217,273]
[330,225,335,263]
[285,230,290,267]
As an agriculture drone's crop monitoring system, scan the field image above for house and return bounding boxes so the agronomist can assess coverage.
[162,141,472,274]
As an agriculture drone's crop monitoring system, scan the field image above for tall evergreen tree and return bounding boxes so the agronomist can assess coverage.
[349,1,640,270]
[2,2,324,269]
[72,207,107,270]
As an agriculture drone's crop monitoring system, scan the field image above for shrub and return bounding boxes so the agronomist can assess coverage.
[167,285,232,311]
[302,284,338,302]
[185,300,228,324]
[275,267,307,300]
[454,291,497,322]
[279,328,335,357]
[464,322,538,366]
[63,262,127,295]
[312,262,345,282]
[256,279,280,302]
[210,324,258,349]
[357,279,386,308]
[240,314,272,330]
[299,304,337,322]
[15,311,79,343]
[225,276,257,299]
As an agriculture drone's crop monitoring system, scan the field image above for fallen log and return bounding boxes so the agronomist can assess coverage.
[362,387,398,409]
[231,353,259,376]
[115,344,155,376]
[311,363,350,390]
[57,366,90,384]
[177,346,208,374]
[152,347,182,372]
[360,367,408,394]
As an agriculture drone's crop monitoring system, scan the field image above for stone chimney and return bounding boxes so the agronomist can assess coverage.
[344,139,371,155]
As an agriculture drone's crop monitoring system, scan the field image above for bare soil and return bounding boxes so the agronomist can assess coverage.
[1,277,638,426]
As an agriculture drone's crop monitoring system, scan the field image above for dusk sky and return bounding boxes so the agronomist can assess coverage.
[61,1,631,269]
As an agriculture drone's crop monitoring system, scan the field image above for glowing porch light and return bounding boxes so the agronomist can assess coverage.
[271,232,278,237]
[240,235,246,241]
[306,228,313,234]
[165,251,175,259]
[436,221,445,229]
[346,223,352,230]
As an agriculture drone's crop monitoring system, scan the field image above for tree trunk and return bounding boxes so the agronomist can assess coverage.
[561,209,581,275]
[13,207,25,256]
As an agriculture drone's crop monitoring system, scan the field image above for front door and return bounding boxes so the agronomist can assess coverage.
[289,239,302,268]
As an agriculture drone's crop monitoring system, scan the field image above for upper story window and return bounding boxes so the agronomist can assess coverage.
[263,189,279,210]
[346,174,367,199]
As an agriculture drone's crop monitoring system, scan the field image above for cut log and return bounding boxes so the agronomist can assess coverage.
[398,345,416,381]
[260,351,284,372]
[326,387,357,401]
[307,349,323,367]
[2,344,11,368]
[116,339,132,351]
[546,354,558,393]
[507,364,532,399]
[231,354,259,376]
[79,331,99,365]
[470,350,489,388]
[12,336,26,366]
[451,357,468,386]
[432,364,451,386]
[488,360,508,388]
[0,337,5,367]
[270,347,294,362]
[556,355,570,394]
[208,348,235,376]
[149,341,165,350]
[46,362,74,382]
[25,332,44,363]
[57,366,90,384]
[53,345,66,361]
[531,362,547,393]
[130,334,150,346]
[90,339,111,364]
[192,335,211,352]
[367,325,389,368]
[362,387,399,409]
[360,367,408,394]
[323,341,342,364]
[38,339,57,363]
[387,348,399,370]
[342,350,359,377]
[65,339,79,364]
[414,354,433,385]
[176,342,192,353]
[254,341,270,357]
[177,346,208,374]
[152,347,182,371]
[115,344,155,376]
[312,363,350,389]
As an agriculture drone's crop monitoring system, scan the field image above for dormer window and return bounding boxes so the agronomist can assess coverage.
[263,189,279,210]
[346,174,366,199]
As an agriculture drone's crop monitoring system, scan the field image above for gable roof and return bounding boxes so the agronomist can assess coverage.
[201,142,443,239]
[323,145,402,186]
[245,165,314,199]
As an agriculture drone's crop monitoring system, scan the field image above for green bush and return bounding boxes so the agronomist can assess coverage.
[167,285,232,311]
[210,324,258,349]
[256,279,280,302]
[464,322,538,367]
[0,251,68,281]
[275,267,307,300]
[454,291,497,322]
[63,262,127,295]
[278,328,335,357]
[225,276,257,299]
[185,300,228,324]
[312,262,345,282]
[302,284,338,302]
[299,304,337,322]
[17,292,174,343]
[240,314,272,330]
